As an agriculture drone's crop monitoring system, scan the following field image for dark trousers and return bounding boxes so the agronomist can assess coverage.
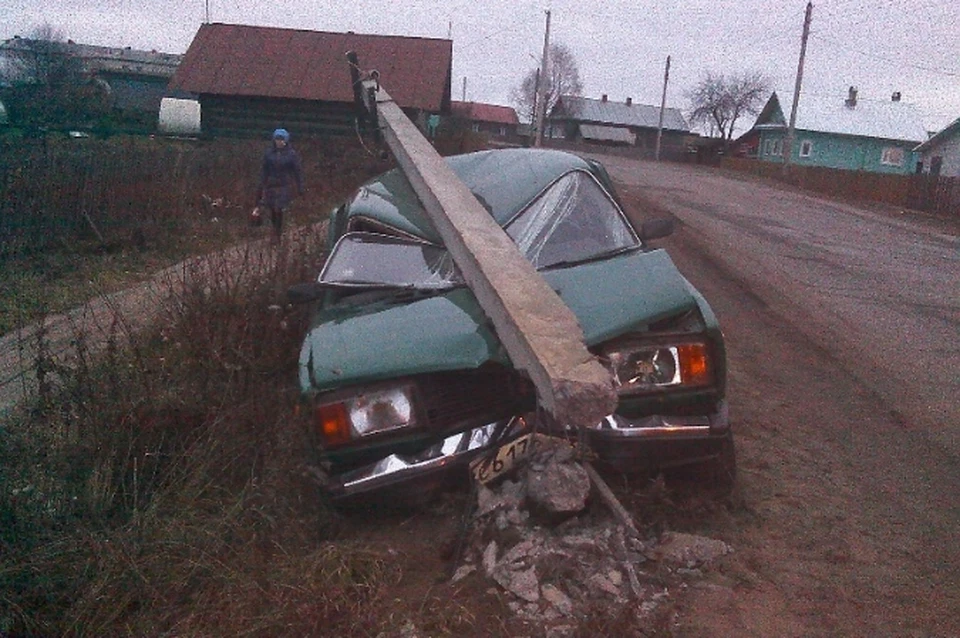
[268,207,284,237]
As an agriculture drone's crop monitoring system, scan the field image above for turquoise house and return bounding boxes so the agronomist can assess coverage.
[752,88,927,174]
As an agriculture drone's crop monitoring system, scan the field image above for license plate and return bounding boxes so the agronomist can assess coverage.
[470,433,540,484]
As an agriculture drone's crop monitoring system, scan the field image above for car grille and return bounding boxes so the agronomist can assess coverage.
[417,366,534,432]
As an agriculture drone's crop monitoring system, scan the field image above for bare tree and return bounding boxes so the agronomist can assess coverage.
[687,71,771,142]
[510,42,584,123]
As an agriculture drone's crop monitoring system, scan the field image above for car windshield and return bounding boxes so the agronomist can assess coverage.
[320,169,638,290]
[320,233,462,289]
[505,170,638,269]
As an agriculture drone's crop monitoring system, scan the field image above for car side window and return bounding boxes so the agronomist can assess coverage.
[505,170,637,269]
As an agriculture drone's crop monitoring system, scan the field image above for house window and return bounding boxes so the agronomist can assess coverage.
[764,140,773,155]
[881,146,904,167]
[772,139,782,156]
[471,123,480,133]
[799,140,813,157]
[499,126,506,137]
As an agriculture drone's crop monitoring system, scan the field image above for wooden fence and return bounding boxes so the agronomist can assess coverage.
[719,158,959,216]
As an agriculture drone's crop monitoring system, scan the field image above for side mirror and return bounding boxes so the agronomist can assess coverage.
[287,282,327,304]
[638,218,675,241]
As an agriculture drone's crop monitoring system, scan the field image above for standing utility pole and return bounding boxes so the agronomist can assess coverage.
[462,77,467,102]
[534,9,551,147]
[784,1,813,169]
[654,55,671,161]
[532,67,540,127]
[204,0,210,23]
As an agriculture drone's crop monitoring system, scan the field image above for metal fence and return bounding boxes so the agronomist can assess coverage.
[0,134,390,262]
[719,158,960,216]
[0,136,255,260]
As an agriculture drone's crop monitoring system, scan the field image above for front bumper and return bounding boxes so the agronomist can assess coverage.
[325,404,729,502]
[587,401,730,472]
[325,419,516,501]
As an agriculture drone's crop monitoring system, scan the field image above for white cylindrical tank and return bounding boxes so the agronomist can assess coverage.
[158,97,201,135]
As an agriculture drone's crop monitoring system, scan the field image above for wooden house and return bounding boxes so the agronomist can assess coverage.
[547,94,690,158]
[167,23,453,138]
[914,117,960,177]
[450,101,519,140]
[752,89,927,174]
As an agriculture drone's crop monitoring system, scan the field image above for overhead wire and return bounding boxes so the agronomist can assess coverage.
[810,32,960,77]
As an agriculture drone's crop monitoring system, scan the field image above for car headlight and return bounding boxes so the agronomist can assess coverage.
[603,342,712,394]
[316,384,418,446]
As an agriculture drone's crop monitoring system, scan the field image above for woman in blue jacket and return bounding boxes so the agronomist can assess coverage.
[257,128,303,239]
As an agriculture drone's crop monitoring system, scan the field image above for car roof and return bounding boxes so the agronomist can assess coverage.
[346,148,596,243]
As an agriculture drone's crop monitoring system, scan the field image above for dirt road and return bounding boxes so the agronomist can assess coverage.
[0,233,307,417]
[601,156,960,636]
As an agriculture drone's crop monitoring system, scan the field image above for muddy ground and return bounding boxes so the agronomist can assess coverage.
[327,164,959,637]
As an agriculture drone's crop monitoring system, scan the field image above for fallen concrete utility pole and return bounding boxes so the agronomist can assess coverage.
[348,54,616,429]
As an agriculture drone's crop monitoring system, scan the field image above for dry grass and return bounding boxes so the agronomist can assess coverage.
[0,225,400,636]
[0,130,516,636]
[0,134,386,334]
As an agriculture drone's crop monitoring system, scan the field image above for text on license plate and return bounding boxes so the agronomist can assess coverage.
[470,433,542,484]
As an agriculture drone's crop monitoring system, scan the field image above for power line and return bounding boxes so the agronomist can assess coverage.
[456,23,527,51]
[812,32,960,77]
[816,0,958,36]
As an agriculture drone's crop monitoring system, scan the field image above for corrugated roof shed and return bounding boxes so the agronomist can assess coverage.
[451,101,519,125]
[579,124,636,144]
[168,23,452,112]
[757,92,927,142]
[552,95,689,132]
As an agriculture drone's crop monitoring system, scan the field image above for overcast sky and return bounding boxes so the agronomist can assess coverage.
[4,0,959,133]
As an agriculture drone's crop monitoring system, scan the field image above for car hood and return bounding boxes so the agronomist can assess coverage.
[300,249,697,393]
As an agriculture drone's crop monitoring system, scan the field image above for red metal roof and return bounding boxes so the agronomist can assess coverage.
[169,23,452,112]
[451,101,519,125]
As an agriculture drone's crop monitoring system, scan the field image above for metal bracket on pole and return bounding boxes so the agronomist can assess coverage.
[344,54,617,430]
[347,50,381,146]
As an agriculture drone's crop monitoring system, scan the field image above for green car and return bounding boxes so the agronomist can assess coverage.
[293,148,733,502]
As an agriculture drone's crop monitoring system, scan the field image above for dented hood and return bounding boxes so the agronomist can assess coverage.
[300,249,697,393]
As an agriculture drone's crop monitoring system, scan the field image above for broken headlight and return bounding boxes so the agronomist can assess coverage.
[602,342,713,394]
[316,384,419,447]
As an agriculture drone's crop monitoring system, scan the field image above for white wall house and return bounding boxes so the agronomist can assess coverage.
[915,117,960,177]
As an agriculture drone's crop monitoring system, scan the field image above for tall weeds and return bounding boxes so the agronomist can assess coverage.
[0,135,380,260]
[0,227,393,636]
[0,134,386,335]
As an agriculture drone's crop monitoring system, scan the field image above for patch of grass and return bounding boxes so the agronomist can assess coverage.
[0,228,398,636]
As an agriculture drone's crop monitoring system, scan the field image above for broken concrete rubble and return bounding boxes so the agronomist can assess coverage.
[493,565,540,602]
[455,441,734,633]
[541,584,574,617]
[526,450,591,517]
[655,531,733,568]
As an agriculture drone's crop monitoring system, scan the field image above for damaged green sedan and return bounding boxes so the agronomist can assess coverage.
[292,148,734,502]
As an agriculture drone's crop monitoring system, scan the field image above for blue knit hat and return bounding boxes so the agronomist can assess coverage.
[272,128,290,141]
